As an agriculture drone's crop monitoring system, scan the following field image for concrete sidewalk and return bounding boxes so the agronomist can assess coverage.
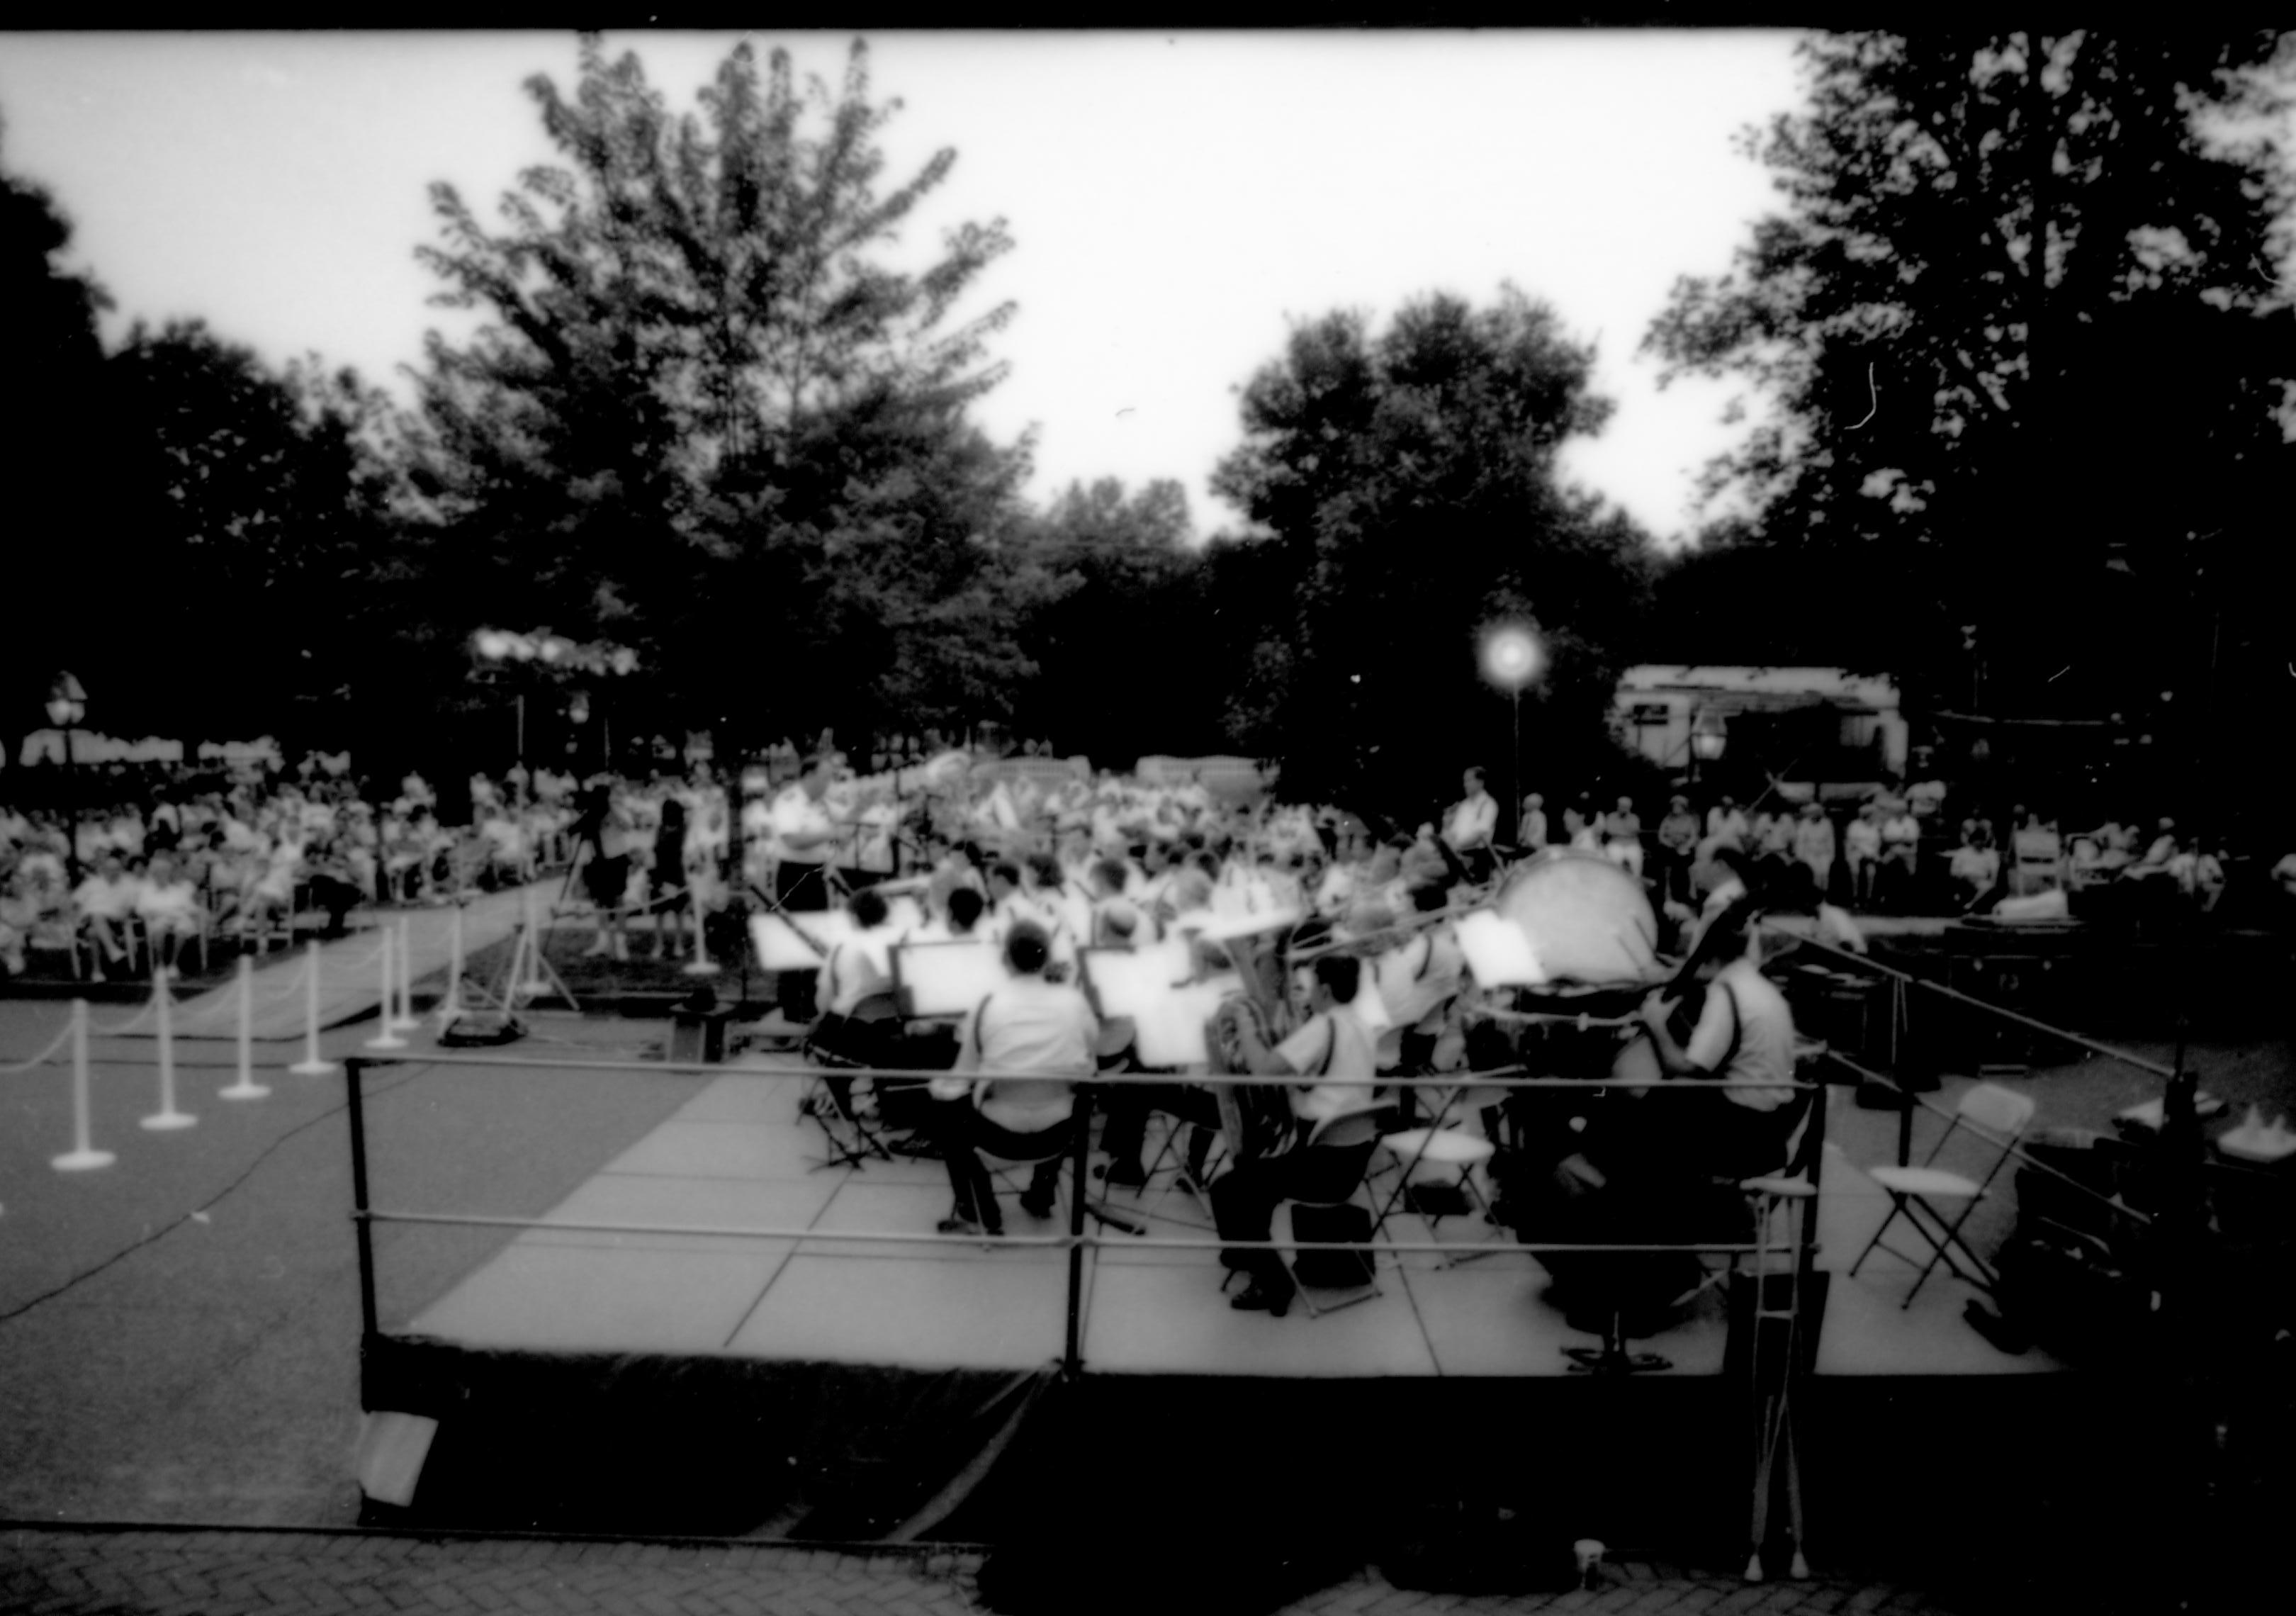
[0,1525,1967,1616]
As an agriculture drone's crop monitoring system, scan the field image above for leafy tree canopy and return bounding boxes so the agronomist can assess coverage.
[1648,30,2296,725]
[402,34,1027,758]
[1212,287,1655,819]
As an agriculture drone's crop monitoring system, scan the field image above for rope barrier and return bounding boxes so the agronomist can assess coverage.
[0,1013,79,1074]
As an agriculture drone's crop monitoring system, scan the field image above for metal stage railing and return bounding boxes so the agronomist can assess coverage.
[342,1050,1829,1576]
[339,1053,1828,1379]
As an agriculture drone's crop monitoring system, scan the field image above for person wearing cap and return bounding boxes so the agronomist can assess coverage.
[1843,801,1883,909]
[933,921,1096,1238]
[1655,794,1701,907]
[1705,795,1750,854]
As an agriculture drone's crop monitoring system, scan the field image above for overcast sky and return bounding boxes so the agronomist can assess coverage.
[0,30,1809,545]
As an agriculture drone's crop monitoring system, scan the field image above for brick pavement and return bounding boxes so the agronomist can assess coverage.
[0,1526,1972,1616]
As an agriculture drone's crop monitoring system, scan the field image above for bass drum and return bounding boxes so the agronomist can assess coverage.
[1492,848,1661,985]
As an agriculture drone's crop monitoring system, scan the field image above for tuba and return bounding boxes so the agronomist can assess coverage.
[1205,925,1305,1165]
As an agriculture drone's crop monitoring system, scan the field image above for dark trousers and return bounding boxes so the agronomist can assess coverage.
[1210,1141,1378,1289]
[935,1100,1072,1231]
[1098,1082,1224,1181]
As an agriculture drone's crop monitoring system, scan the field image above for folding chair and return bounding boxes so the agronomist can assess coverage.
[1274,1104,1396,1317]
[1369,1080,1512,1266]
[1849,1081,2036,1306]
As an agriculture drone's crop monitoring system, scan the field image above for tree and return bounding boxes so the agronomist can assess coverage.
[1647,30,2296,741]
[1002,477,1229,764]
[1212,288,1655,820]
[0,124,148,764]
[403,35,1025,761]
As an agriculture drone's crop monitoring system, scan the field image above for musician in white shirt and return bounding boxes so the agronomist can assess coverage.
[1444,767,1500,880]
[933,923,1095,1238]
[1215,952,1388,1315]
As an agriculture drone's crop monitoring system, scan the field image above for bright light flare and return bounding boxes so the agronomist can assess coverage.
[1481,624,1543,690]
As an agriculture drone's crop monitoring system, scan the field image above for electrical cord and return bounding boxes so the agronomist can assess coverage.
[0,1065,427,1326]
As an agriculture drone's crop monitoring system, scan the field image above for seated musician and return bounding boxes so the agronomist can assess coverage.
[1212,952,1387,1316]
[933,923,1094,1238]
[1635,913,1803,1184]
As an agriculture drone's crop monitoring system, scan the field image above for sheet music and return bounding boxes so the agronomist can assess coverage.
[750,910,848,970]
[1080,939,1223,1067]
[893,941,1010,1017]
[1453,909,1546,987]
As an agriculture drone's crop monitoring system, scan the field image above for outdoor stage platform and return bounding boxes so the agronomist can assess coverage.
[344,1047,2187,1586]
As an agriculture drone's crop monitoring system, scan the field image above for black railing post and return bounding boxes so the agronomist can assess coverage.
[1063,1081,1092,1381]
[344,1056,381,1350]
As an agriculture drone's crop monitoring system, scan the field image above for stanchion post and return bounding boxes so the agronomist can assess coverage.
[390,916,419,1031]
[140,970,196,1130]
[291,940,339,1077]
[344,1056,381,1349]
[366,932,407,1051]
[437,901,465,1026]
[220,953,271,1101]
[518,887,550,999]
[52,1001,116,1172]
[682,885,719,977]
[1062,1082,1092,1381]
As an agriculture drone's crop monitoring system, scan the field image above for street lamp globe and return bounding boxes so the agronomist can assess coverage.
[1481,626,1542,691]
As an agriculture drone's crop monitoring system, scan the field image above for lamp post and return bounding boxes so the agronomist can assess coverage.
[47,673,88,884]
[1480,626,1544,843]
[1691,709,1728,792]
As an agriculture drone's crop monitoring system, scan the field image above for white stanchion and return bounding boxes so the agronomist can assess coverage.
[141,972,196,1130]
[517,887,551,999]
[290,940,339,1076]
[52,1001,116,1172]
[389,916,419,1031]
[682,886,719,977]
[220,954,271,1101]
[366,929,407,1050]
[435,901,466,1027]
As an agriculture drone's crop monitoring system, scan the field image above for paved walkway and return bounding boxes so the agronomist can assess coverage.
[0,1527,1966,1615]
[94,882,553,1041]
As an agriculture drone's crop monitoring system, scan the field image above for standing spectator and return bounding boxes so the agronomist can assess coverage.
[1442,767,1499,882]
[1753,803,1795,877]
[1518,792,1548,852]
[1655,794,1701,907]
[1792,801,1837,906]
[1843,801,1882,909]
[1705,794,1750,853]
[1603,795,1645,879]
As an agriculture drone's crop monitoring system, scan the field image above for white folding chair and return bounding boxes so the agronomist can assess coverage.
[1849,1082,2036,1306]
[1369,1081,1512,1265]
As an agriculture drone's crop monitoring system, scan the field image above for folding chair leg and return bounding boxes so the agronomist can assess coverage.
[1846,1196,1908,1280]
